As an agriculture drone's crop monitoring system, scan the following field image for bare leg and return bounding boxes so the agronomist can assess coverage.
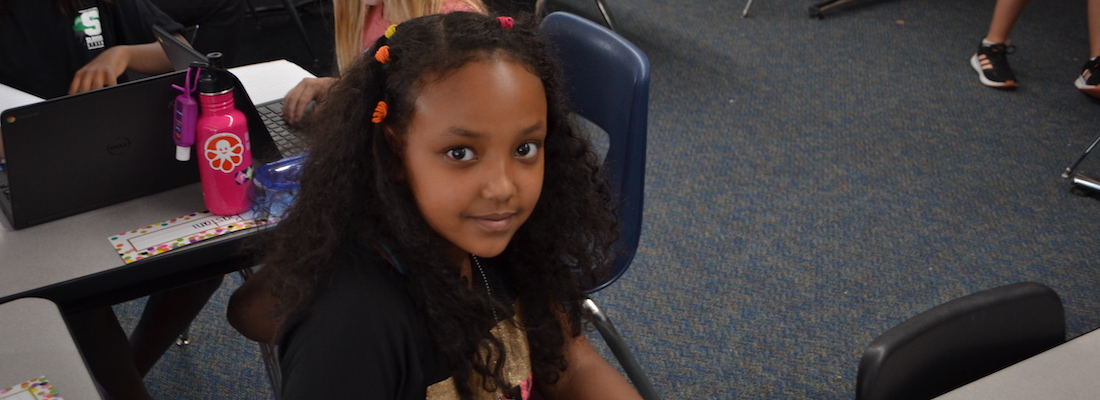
[985,0,1032,43]
[69,307,156,400]
[130,275,226,376]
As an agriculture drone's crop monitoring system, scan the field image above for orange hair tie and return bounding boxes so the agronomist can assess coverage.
[375,45,391,63]
[372,101,388,123]
[497,16,514,30]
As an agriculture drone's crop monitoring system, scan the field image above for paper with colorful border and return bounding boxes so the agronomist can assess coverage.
[0,376,62,400]
[108,210,277,264]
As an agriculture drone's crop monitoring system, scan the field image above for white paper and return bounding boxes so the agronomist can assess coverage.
[228,59,317,105]
[0,83,43,113]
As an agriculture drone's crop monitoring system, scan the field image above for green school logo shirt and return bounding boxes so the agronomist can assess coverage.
[73,7,104,50]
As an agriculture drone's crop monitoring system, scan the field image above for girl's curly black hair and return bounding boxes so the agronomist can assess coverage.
[254,11,619,400]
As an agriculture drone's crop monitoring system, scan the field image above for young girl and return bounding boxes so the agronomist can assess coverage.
[282,0,488,124]
[229,12,644,400]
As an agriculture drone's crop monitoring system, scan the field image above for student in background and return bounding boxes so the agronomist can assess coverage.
[281,0,486,125]
[0,0,182,159]
[0,2,223,398]
[971,0,1100,98]
[229,12,643,399]
[0,0,183,98]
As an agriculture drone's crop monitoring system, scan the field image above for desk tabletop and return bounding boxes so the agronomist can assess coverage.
[0,183,254,307]
[0,183,203,299]
[0,297,102,399]
[933,328,1100,399]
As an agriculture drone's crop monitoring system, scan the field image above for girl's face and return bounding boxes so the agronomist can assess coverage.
[400,57,547,263]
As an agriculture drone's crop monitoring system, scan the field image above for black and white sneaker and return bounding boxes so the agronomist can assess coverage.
[970,42,1017,89]
[1075,57,1100,99]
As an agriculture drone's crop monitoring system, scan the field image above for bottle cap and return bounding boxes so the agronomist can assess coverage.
[176,146,191,162]
[198,52,234,94]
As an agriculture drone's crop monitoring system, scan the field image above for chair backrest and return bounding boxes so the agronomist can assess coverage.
[538,12,650,293]
[856,282,1066,400]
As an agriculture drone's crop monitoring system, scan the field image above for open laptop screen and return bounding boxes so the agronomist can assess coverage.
[154,25,208,71]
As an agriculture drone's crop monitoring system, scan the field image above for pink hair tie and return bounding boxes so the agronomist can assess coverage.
[497,16,514,30]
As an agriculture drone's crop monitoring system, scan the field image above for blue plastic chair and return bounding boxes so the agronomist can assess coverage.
[539,12,658,400]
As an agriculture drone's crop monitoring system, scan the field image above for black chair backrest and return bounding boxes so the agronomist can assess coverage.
[856,282,1065,400]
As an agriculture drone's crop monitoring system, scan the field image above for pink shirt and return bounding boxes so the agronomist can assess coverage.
[361,0,479,50]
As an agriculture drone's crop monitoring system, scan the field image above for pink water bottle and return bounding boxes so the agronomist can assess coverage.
[195,53,253,215]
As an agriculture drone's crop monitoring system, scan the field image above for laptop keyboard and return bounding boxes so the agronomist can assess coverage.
[256,101,305,156]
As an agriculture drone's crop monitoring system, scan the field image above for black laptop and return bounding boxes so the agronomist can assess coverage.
[0,64,289,230]
[0,72,201,229]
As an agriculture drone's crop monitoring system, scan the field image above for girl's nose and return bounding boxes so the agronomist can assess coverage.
[481,158,517,202]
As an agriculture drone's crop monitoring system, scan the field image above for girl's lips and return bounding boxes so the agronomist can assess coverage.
[472,213,515,232]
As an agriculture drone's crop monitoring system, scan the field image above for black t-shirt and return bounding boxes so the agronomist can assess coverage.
[0,0,182,98]
[278,251,536,400]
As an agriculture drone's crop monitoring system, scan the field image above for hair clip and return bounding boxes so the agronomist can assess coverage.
[372,101,388,123]
[375,45,391,63]
[385,24,398,38]
[497,16,514,30]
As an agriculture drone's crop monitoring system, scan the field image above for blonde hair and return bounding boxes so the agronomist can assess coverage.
[333,0,488,73]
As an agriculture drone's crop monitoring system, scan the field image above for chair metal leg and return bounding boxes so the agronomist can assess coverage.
[741,0,755,18]
[245,0,263,29]
[237,266,281,396]
[175,327,191,346]
[1063,133,1100,179]
[593,0,616,31]
[1073,173,1100,192]
[809,0,855,18]
[581,298,661,400]
[260,342,282,397]
[279,0,319,63]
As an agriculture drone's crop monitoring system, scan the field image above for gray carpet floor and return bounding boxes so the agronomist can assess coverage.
[114,0,1100,398]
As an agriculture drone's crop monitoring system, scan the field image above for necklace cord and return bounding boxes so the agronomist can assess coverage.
[472,255,512,400]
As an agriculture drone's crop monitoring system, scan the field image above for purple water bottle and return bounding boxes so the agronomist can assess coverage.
[195,53,253,215]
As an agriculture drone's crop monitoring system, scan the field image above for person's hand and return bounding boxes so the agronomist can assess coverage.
[283,77,336,125]
[69,46,131,94]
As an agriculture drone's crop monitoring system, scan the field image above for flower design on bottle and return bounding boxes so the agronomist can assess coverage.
[203,133,244,173]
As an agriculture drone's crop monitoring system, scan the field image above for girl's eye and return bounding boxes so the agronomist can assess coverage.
[447,147,475,161]
[516,142,539,159]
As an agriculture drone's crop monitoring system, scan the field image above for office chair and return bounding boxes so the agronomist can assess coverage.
[856,282,1065,400]
[539,12,659,400]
